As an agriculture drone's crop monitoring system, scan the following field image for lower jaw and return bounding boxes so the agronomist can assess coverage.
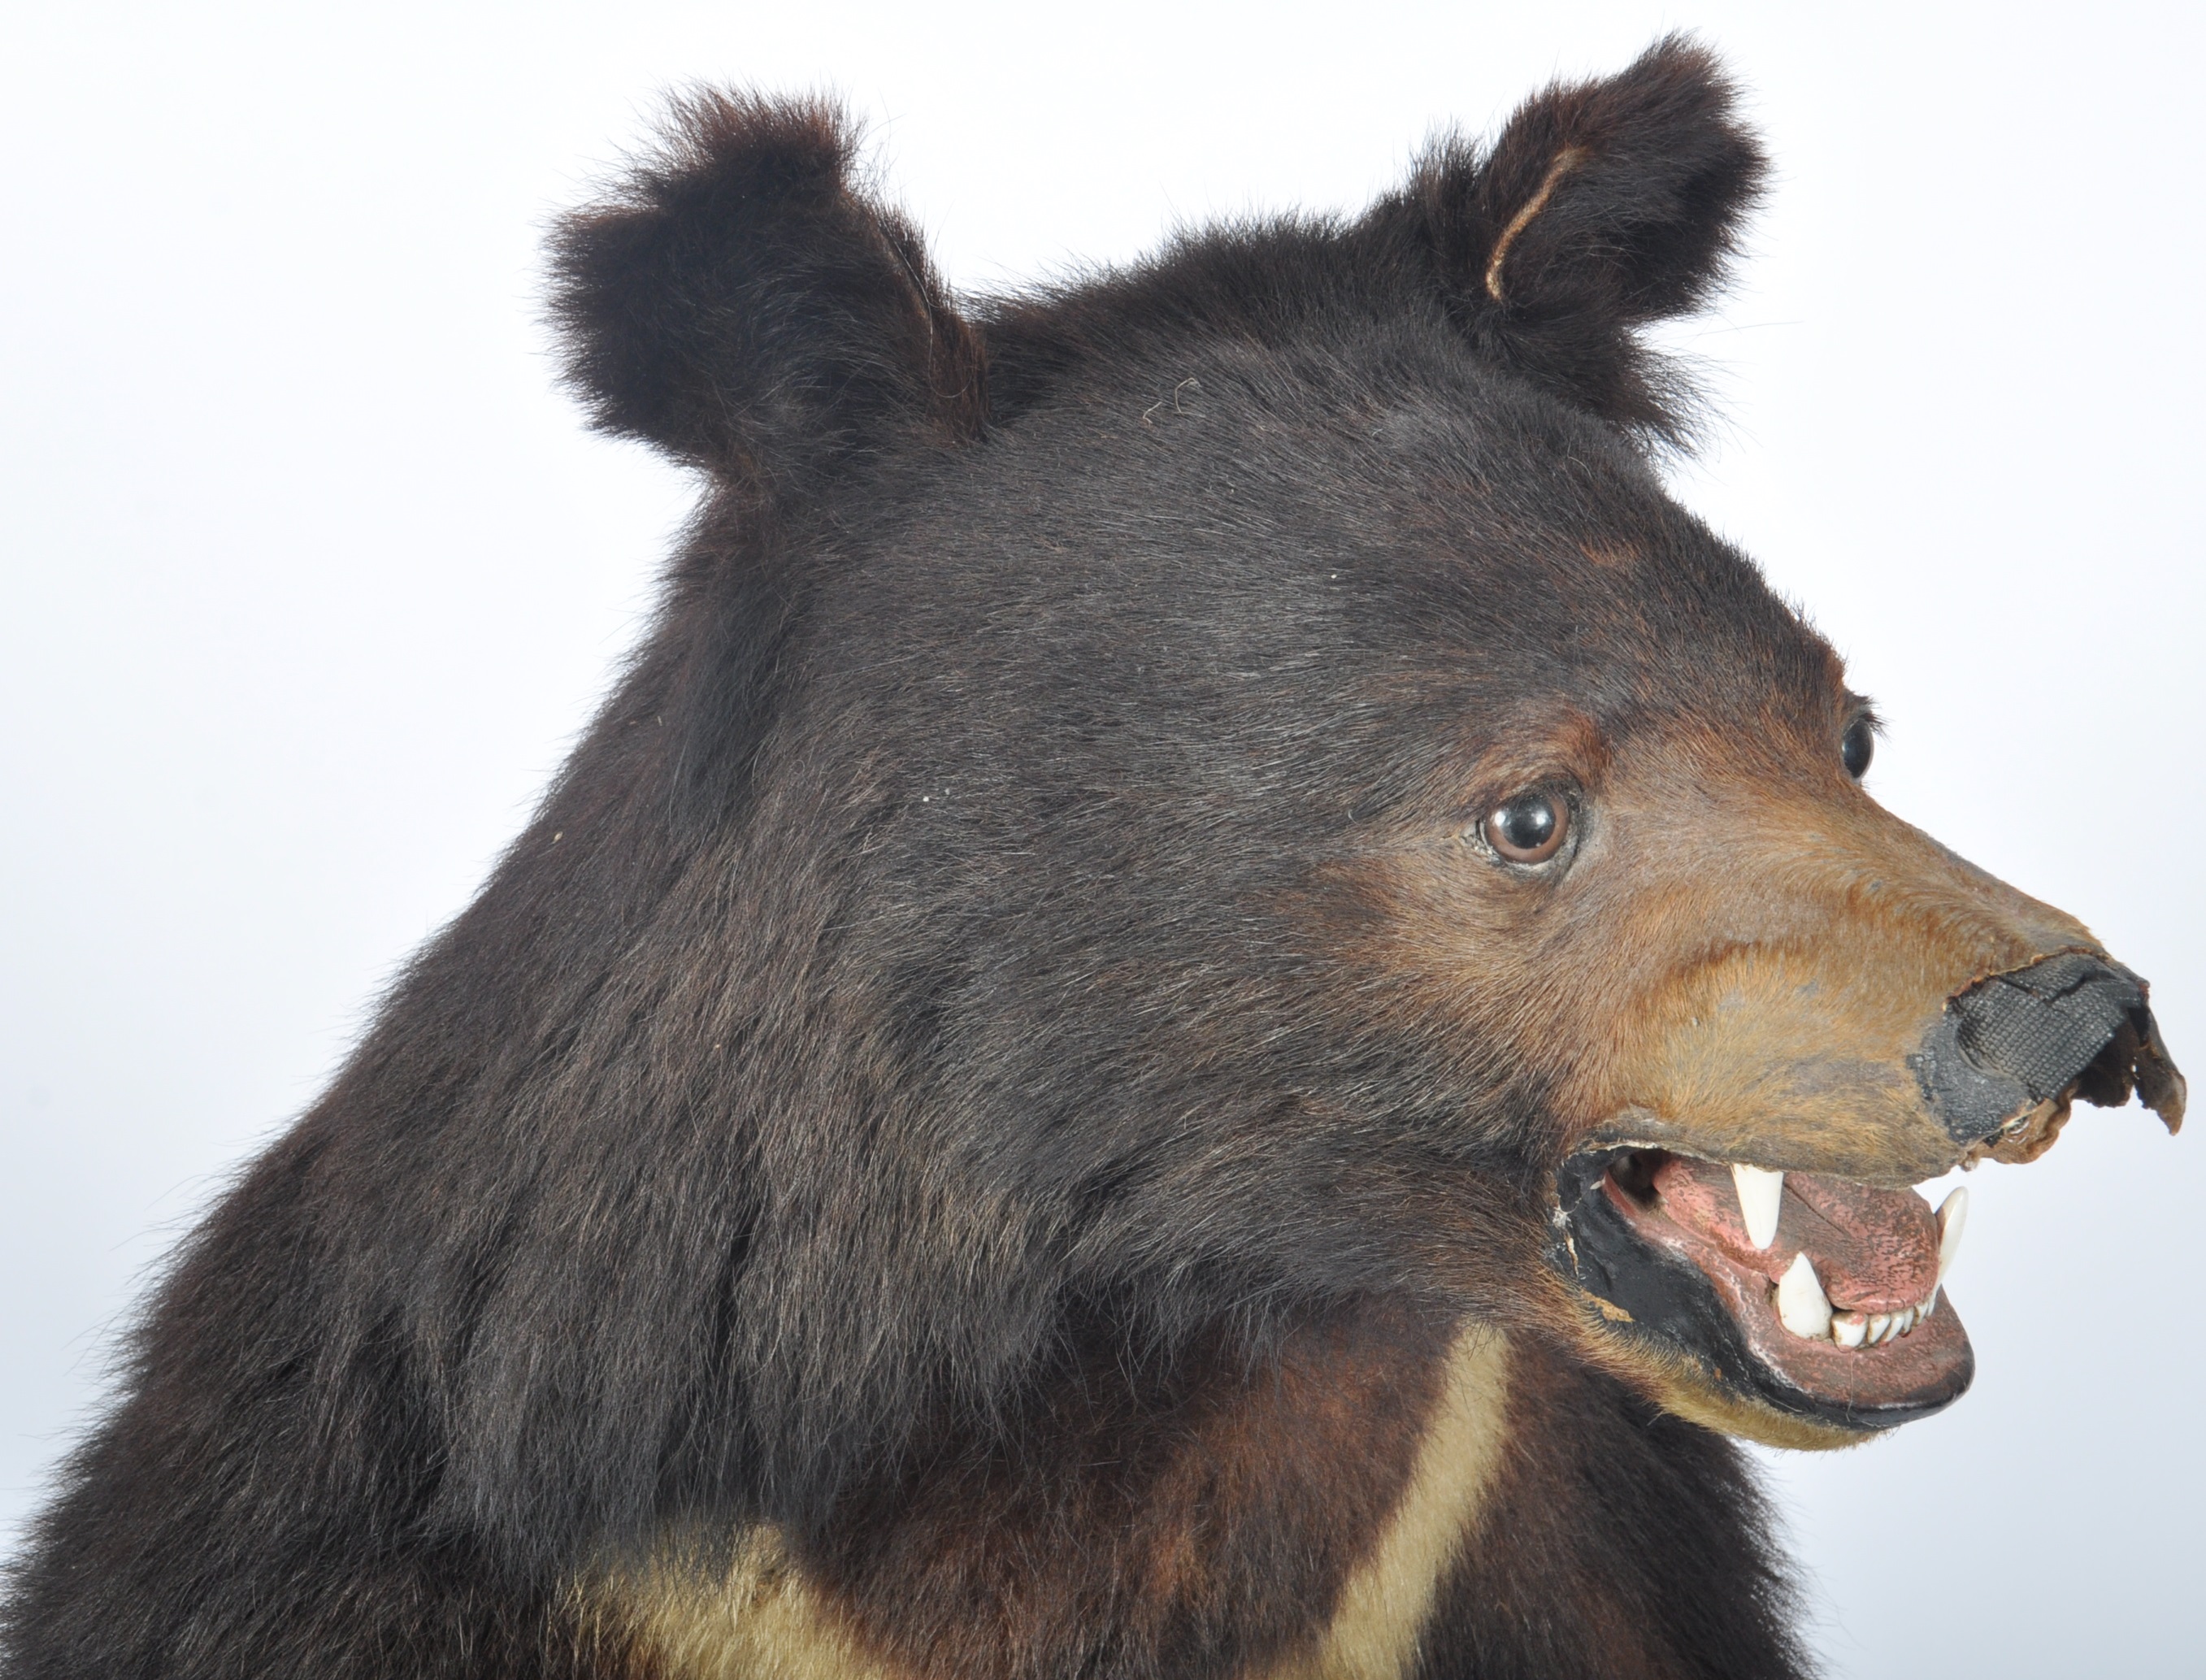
[1551,1152,1976,1437]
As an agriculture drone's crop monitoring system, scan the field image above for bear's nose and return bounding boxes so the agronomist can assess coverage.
[1913,953,2186,1144]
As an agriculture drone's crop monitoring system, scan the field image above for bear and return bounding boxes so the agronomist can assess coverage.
[0,33,2185,1680]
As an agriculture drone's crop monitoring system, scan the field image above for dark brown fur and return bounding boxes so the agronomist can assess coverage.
[1422,1341,1796,1679]
[11,36,2143,1679]
[806,1302,1449,1678]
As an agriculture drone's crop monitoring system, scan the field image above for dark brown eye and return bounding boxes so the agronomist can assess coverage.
[1841,716,1874,779]
[1483,790,1570,864]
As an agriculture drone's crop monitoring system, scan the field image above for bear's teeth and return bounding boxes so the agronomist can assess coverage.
[1775,1252,1832,1339]
[1825,1294,1944,1348]
[1731,1163,1784,1249]
[1935,1187,1969,1283]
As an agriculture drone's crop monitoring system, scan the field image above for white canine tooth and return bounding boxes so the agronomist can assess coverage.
[1776,1252,1833,1340]
[1732,1163,1786,1249]
[1867,1312,1892,1344]
[1832,1311,1869,1348]
[1936,1187,1969,1284]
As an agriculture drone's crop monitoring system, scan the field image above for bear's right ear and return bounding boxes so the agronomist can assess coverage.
[549,94,985,488]
[1400,36,1766,438]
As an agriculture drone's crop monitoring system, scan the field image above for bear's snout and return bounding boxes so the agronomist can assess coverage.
[1914,952,2186,1154]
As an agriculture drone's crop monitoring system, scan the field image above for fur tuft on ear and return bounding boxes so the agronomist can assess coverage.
[549,93,986,487]
[1407,35,1766,438]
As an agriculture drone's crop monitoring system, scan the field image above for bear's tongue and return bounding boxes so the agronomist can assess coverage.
[1593,1151,1973,1412]
[1649,1155,1939,1313]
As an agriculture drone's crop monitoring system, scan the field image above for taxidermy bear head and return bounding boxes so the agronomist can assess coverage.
[3,34,2183,1680]
[545,38,2183,1456]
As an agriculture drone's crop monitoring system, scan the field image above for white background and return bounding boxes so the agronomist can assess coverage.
[2,4,2199,1674]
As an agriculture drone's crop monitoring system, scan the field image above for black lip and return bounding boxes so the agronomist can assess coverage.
[1548,1150,1973,1433]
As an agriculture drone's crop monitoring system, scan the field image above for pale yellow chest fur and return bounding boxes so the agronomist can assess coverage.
[1268,1326,1510,1679]
[588,1328,1510,1680]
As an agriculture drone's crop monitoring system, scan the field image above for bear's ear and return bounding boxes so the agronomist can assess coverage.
[1405,36,1766,437]
[549,93,986,487]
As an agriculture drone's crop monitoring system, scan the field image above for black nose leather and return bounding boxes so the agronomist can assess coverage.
[1913,953,2183,1144]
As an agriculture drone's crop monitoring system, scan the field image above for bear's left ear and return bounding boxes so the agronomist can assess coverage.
[548,93,987,493]
[1400,35,1766,438]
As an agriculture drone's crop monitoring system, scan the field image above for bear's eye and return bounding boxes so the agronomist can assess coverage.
[1483,790,1570,865]
[1840,716,1875,780]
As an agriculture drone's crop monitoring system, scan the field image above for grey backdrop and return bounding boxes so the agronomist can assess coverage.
[4,4,2199,1675]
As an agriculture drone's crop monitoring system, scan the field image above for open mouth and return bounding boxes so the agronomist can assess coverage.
[1551,1148,1976,1430]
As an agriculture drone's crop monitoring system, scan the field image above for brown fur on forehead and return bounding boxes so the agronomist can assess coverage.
[1435,416,1832,726]
[1405,701,1614,814]
[1327,402,1845,754]
[832,332,1855,850]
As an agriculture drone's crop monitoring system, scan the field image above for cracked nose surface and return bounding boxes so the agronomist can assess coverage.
[1913,953,2186,1145]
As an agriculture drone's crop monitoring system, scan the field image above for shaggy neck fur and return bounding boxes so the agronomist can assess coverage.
[588,1324,1801,1680]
